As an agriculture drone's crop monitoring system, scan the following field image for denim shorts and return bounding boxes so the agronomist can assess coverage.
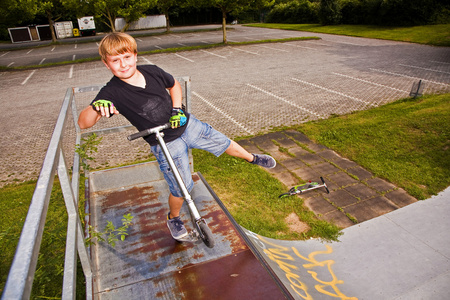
[151,115,231,197]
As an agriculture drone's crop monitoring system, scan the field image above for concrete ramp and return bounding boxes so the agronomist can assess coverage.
[88,161,289,299]
[242,188,450,300]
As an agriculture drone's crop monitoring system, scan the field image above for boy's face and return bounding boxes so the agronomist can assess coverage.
[103,52,138,80]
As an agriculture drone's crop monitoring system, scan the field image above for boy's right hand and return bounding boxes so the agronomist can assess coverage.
[91,100,118,118]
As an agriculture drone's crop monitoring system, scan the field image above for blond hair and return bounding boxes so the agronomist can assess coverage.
[98,32,137,61]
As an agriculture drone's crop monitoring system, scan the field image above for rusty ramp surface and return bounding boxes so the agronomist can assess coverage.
[88,161,290,299]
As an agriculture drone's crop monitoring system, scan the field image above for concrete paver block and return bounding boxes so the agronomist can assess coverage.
[365,196,399,215]
[344,183,379,201]
[304,195,336,215]
[327,171,359,188]
[273,171,298,188]
[333,157,359,170]
[297,152,325,165]
[310,162,341,176]
[344,201,381,223]
[280,158,307,171]
[347,166,373,181]
[292,167,320,181]
[385,189,417,207]
[320,210,355,228]
[327,189,359,207]
[365,177,396,193]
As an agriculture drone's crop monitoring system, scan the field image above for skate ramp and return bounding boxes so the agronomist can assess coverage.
[88,161,290,299]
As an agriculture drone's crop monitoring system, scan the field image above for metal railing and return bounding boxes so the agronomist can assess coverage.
[2,77,191,300]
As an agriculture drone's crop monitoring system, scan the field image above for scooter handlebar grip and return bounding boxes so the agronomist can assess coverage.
[127,129,151,141]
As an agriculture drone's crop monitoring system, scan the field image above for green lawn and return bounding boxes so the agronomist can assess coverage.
[246,23,450,47]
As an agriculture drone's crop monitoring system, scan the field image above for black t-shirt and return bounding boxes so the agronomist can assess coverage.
[92,65,189,146]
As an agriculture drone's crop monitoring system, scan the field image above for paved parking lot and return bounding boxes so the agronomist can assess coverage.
[0,25,449,186]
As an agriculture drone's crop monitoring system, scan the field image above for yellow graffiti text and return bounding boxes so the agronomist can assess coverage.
[292,245,358,300]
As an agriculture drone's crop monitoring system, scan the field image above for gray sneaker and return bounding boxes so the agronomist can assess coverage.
[251,154,276,169]
[167,213,188,240]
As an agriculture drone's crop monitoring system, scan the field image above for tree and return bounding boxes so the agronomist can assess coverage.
[118,0,157,32]
[0,0,38,40]
[88,0,155,32]
[189,0,265,43]
[157,0,178,32]
[38,0,66,42]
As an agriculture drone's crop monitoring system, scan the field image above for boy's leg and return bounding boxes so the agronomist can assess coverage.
[166,193,188,240]
[225,140,276,169]
[224,140,254,162]
[168,193,184,219]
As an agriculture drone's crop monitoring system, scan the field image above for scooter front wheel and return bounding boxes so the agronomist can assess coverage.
[198,221,215,248]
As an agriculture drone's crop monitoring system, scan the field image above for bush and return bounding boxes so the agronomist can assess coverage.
[266,0,319,24]
[319,0,342,25]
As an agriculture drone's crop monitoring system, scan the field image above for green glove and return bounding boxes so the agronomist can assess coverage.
[92,99,114,110]
[169,108,187,128]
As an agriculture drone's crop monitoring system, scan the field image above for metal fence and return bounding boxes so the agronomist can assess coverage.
[2,77,191,300]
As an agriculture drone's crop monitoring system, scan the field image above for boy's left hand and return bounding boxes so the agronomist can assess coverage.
[169,108,187,128]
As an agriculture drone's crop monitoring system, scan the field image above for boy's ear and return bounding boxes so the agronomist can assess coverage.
[102,59,110,70]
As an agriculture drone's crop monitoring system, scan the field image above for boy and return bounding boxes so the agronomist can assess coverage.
[78,32,276,241]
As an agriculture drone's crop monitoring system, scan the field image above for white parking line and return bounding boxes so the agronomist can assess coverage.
[175,53,194,62]
[1,51,9,57]
[26,49,33,54]
[74,44,77,49]
[51,46,56,52]
[291,77,374,106]
[259,45,289,52]
[193,91,253,134]
[233,47,259,55]
[141,57,154,65]
[399,64,450,75]
[200,50,227,59]
[7,62,14,67]
[431,60,450,65]
[247,84,321,117]
[69,65,74,78]
[39,58,46,65]
[155,45,164,49]
[284,43,316,50]
[178,43,187,47]
[332,72,408,93]
[136,38,143,42]
[22,70,36,85]
[370,68,450,87]
[73,55,76,61]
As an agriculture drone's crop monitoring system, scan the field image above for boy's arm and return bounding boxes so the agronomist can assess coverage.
[78,100,119,129]
[78,106,102,129]
[168,79,183,108]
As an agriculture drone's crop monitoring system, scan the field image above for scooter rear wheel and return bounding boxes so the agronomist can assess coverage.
[198,222,215,248]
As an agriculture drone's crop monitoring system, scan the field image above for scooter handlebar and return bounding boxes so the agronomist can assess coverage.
[127,123,171,141]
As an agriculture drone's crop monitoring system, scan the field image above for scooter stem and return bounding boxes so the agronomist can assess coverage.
[154,130,201,221]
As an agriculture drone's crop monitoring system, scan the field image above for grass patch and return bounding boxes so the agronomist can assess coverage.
[246,23,450,47]
[0,180,86,299]
[293,94,450,200]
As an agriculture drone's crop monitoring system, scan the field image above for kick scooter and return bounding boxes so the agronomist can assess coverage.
[279,177,330,198]
[128,123,215,248]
